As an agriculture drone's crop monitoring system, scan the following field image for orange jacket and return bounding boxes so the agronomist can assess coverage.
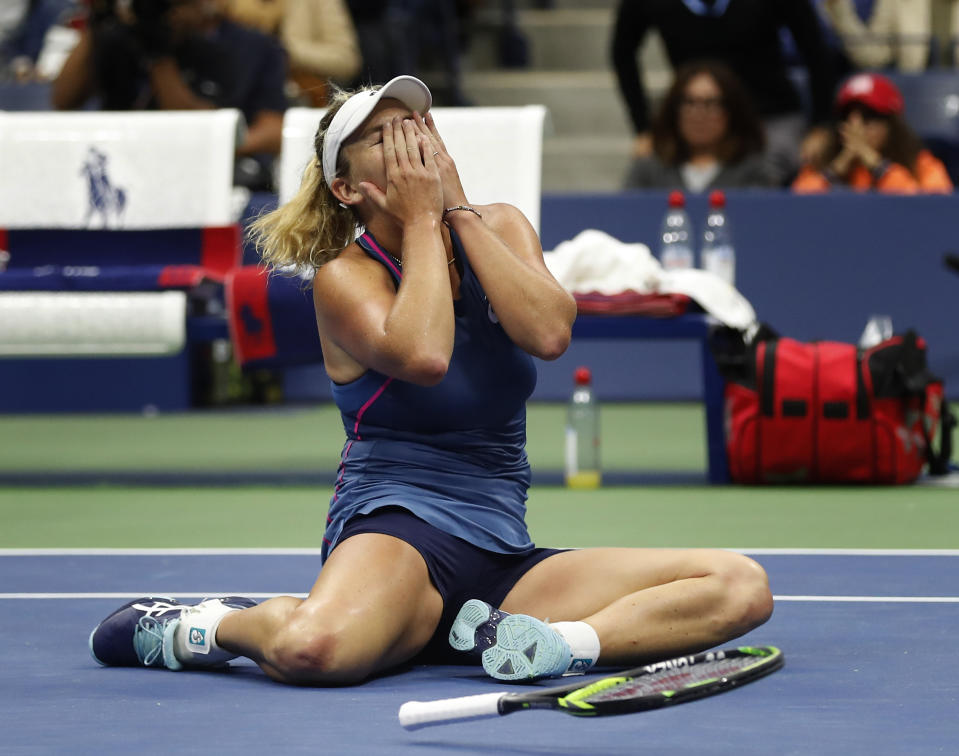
[792,150,953,194]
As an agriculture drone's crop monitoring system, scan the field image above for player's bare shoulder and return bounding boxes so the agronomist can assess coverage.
[312,241,393,312]
[475,202,534,234]
[475,202,542,259]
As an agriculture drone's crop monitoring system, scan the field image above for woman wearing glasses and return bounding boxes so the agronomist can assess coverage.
[625,60,773,191]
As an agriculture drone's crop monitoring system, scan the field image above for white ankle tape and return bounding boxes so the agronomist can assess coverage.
[171,599,241,668]
[550,621,600,674]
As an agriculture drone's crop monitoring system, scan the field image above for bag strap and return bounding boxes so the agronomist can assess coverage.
[760,340,777,417]
[873,330,953,476]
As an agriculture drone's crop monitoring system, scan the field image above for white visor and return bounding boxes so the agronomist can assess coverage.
[321,75,433,188]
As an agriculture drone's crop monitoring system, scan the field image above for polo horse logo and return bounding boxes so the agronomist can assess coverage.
[81,147,127,228]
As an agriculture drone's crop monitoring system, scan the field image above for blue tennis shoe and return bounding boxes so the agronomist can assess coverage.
[89,597,183,668]
[89,596,257,670]
[449,599,572,681]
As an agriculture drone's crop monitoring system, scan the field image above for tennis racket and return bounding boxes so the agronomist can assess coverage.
[399,645,783,730]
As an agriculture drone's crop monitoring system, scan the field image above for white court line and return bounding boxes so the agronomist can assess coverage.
[0,548,326,556]
[1,593,957,603]
[773,595,959,603]
[0,592,309,600]
[734,548,959,557]
[2,548,959,557]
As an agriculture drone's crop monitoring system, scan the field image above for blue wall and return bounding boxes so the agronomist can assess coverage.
[286,191,959,402]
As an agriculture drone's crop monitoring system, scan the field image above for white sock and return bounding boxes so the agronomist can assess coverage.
[549,621,600,675]
[162,599,243,670]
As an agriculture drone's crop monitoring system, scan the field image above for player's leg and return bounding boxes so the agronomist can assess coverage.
[90,532,443,685]
[215,532,444,684]
[501,547,772,666]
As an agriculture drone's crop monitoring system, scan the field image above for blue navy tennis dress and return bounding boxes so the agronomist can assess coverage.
[321,229,540,562]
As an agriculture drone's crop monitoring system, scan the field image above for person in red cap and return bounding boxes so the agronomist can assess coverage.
[792,72,953,193]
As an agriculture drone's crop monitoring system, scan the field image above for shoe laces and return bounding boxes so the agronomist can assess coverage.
[133,615,176,667]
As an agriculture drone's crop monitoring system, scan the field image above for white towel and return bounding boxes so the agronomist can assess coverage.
[545,229,757,330]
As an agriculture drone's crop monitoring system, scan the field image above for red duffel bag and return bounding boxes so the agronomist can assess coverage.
[715,328,954,484]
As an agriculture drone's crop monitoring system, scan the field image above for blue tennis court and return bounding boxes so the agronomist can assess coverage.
[2,550,955,754]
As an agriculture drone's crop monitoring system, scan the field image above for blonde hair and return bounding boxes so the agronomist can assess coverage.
[249,86,363,272]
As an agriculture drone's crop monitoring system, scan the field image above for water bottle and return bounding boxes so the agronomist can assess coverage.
[658,190,694,270]
[700,190,735,286]
[565,366,601,489]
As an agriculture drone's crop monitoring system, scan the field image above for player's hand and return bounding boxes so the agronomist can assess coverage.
[415,112,469,209]
[359,116,443,228]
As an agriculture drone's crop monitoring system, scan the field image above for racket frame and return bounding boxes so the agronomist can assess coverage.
[399,645,784,730]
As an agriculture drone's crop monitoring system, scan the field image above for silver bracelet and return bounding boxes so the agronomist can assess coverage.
[442,205,482,221]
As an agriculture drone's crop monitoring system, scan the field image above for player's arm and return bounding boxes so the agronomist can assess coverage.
[412,112,574,361]
[314,119,455,386]
[313,232,454,386]
[444,203,576,361]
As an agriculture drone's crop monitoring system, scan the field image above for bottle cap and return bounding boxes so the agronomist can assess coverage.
[708,190,726,209]
[574,366,592,385]
[667,190,685,209]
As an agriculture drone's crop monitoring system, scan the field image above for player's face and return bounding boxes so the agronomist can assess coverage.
[340,100,416,192]
[678,73,728,153]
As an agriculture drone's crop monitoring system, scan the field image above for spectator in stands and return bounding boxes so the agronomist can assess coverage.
[222,0,361,107]
[819,0,936,72]
[345,0,470,105]
[345,0,395,84]
[626,60,773,191]
[611,0,838,186]
[51,0,287,189]
[792,72,953,192]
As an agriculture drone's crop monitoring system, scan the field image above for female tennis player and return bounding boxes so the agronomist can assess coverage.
[89,75,774,685]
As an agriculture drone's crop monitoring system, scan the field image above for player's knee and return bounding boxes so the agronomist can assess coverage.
[269,607,371,685]
[714,552,774,634]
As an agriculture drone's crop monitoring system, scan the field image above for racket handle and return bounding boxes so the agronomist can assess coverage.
[398,692,504,730]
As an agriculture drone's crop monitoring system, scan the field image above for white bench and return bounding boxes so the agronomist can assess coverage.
[0,110,242,229]
[0,110,244,411]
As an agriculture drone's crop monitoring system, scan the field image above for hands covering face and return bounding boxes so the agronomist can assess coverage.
[358,112,469,224]
[414,112,469,210]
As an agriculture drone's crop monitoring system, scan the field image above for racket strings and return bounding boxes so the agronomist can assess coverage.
[580,657,753,702]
